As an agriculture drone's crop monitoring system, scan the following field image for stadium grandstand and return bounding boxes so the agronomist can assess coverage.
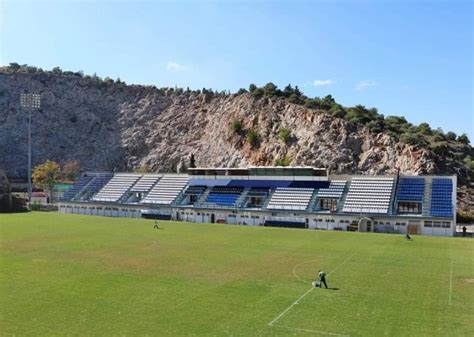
[58,167,457,236]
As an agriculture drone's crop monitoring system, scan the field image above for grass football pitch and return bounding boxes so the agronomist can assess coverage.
[1,212,473,336]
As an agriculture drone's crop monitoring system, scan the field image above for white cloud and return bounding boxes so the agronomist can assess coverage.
[313,79,335,86]
[166,61,187,71]
[355,79,377,91]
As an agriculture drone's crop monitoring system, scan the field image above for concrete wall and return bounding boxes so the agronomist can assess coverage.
[58,202,454,236]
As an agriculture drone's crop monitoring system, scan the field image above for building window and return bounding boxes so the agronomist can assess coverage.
[424,221,432,227]
[319,198,338,211]
[397,202,422,214]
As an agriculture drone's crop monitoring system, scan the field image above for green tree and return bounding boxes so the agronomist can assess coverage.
[32,160,61,203]
[446,131,457,141]
[458,133,470,145]
[429,142,449,155]
[304,98,321,109]
[237,88,247,95]
[346,105,378,124]
[384,116,411,133]
[248,84,257,93]
[416,123,432,135]
[263,82,278,97]
[320,95,336,110]
[8,62,20,71]
[432,129,446,142]
[400,132,428,147]
[366,120,384,134]
[464,156,474,171]
[283,84,294,97]
[288,93,302,104]
[251,87,265,98]
[329,103,346,118]
[51,67,62,75]
[294,85,302,97]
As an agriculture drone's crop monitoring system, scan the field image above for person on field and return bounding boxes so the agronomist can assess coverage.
[317,270,328,289]
[462,226,467,237]
[153,220,160,229]
[405,233,412,240]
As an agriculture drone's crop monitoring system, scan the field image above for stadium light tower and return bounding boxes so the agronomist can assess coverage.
[20,93,41,203]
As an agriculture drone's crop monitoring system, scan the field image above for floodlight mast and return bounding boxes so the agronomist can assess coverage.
[20,93,41,203]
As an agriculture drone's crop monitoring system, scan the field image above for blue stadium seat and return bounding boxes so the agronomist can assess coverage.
[204,187,243,206]
[396,177,425,202]
[430,178,453,217]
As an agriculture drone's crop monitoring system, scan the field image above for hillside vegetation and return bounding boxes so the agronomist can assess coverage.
[0,64,472,210]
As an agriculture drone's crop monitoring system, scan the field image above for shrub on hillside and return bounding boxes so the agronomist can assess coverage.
[231,120,243,134]
[247,129,259,148]
[278,127,291,143]
[275,156,291,167]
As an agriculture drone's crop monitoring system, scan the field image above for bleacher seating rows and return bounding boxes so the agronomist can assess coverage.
[204,187,244,206]
[205,193,240,206]
[342,177,394,214]
[267,188,314,210]
[60,172,454,221]
[130,174,161,192]
[396,177,425,202]
[211,186,243,193]
[86,174,113,194]
[317,180,346,198]
[60,175,94,201]
[185,185,207,194]
[430,178,453,217]
[61,173,112,201]
[93,174,141,202]
[141,175,189,205]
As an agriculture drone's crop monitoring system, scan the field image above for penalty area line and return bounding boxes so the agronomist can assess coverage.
[267,253,357,331]
[268,287,314,326]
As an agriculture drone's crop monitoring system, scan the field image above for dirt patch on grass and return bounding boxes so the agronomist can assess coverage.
[464,278,474,283]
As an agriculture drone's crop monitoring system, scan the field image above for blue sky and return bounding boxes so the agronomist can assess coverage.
[1,0,472,139]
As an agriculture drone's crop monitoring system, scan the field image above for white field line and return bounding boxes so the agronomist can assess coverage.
[292,259,319,284]
[448,259,453,306]
[268,253,357,329]
[268,287,314,326]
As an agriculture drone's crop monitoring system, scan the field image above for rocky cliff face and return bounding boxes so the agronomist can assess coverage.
[0,70,471,209]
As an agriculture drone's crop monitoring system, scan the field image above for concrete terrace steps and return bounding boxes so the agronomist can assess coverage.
[141,175,189,205]
[342,177,395,214]
[422,176,433,217]
[266,187,315,211]
[92,174,142,203]
[75,173,113,201]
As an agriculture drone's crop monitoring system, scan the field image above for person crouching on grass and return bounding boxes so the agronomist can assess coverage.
[313,270,328,289]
